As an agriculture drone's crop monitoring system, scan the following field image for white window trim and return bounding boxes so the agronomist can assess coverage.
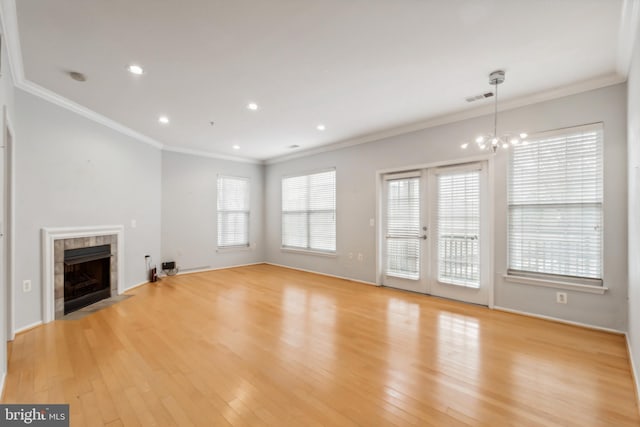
[280,247,338,258]
[507,122,604,285]
[282,166,336,180]
[281,168,337,255]
[216,245,254,253]
[503,274,608,294]
[217,174,251,249]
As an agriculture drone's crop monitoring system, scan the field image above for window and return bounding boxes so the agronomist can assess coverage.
[282,169,336,253]
[508,123,603,284]
[436,165,481,288]
[217,175,250,248]
[385,174,421,279]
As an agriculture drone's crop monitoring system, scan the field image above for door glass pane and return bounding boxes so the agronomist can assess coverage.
[437,170,480,288]
[386,177,420,279]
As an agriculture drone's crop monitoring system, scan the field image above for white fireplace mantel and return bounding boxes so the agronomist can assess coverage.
[41,225,125,323]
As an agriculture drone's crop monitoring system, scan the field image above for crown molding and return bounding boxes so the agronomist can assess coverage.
[0,0,23,84]
[617,0,640,76]
[162,145,262,165]
[265,72,625,165]
[18,80,165,149]
[0,0,24,82]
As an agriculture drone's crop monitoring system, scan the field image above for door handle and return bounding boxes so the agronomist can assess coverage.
[385,234,427,240]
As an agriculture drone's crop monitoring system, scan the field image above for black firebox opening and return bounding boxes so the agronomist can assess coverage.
[64,244,111,314]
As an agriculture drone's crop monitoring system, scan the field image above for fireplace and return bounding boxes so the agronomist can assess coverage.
[42,226,124,322]
[64,244,112,314]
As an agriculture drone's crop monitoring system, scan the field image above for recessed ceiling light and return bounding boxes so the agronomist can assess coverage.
[316,124,326,131]
[247,102,259,111]
[158,115,169,124]
[127,64,144,75]
[461,143,469,149]
[232,145,240,150]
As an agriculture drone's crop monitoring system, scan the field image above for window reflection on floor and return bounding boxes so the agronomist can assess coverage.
[383,298,421,396]
[437,311,481,416]
[279,286,337,379]
[436,311,480,371]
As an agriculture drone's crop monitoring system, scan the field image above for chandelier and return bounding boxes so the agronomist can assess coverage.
[461,70,528,153]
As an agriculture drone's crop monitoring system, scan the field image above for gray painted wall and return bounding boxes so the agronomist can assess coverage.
[627,16,640,396]
[161,151,265,272]
[13,89,162,330]
[265,84,628,331]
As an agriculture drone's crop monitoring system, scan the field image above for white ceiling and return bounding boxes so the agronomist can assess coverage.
[13,0,629,162]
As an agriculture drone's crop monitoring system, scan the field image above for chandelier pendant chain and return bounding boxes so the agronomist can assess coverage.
[493,78,499,151]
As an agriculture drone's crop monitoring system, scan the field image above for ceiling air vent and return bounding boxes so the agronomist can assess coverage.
[465,92,493,103]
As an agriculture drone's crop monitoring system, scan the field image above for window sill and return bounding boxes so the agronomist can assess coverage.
[216,245,252,253]
[503,274,608,294]
[281,248,337,258]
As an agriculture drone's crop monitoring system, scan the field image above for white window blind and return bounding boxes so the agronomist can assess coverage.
[508,123,603,282]
[436,166,481,288]
[282,169,336,252]
[217,175,250,248]
[385,175,421,279]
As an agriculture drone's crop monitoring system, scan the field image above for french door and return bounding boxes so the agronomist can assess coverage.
[381,162,490,305]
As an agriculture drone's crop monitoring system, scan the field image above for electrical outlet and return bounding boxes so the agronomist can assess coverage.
[23,280,32,293]
[357,253,364,262]
[556,292,567,304]
[348,252,353,259]
[131,219,137,228]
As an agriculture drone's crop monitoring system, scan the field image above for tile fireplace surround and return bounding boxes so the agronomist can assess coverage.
[42,226,125,323]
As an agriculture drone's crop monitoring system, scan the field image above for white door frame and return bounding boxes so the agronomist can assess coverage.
[375,154,495,308]
[2,107,15,340]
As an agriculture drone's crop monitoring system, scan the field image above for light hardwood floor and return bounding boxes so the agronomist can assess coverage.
[3,264,639,426]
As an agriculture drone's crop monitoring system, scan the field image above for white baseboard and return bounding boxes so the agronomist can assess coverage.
[493,306,624,334]
[265,262,377,286]
[155,262,265,278]
[625,333,640,413]
[123,280,149,292]
[14,320,43,335]
[125,263,264,289]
